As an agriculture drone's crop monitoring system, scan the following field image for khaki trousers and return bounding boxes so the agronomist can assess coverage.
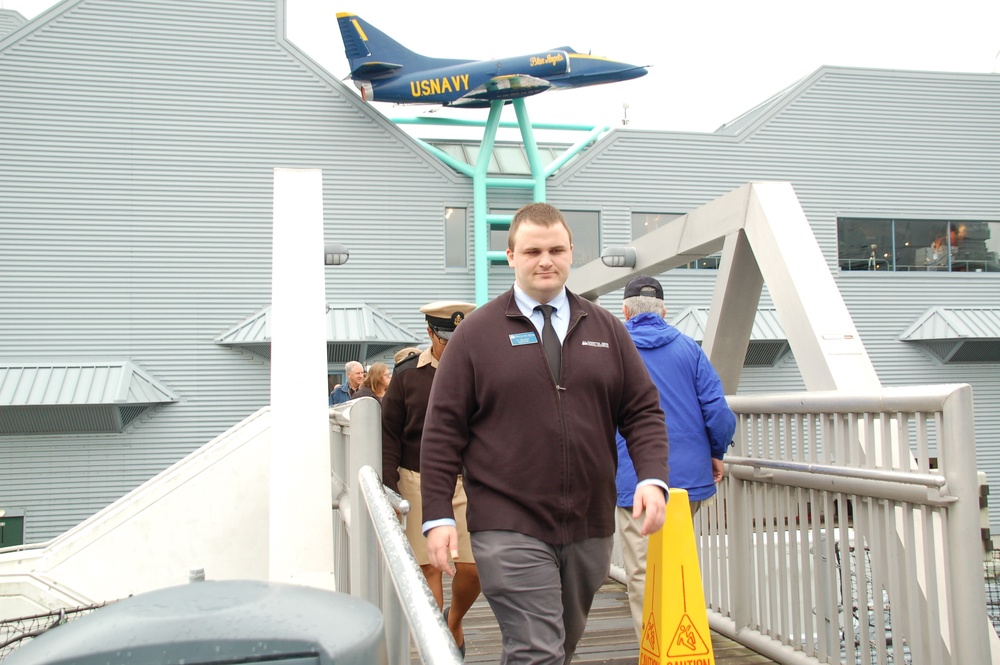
[616,498,703,642]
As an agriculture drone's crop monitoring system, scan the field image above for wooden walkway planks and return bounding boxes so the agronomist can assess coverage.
[416,578,777,664]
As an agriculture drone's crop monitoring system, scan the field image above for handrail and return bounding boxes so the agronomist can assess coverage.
[726,455,948,488]
[357,465,462,665]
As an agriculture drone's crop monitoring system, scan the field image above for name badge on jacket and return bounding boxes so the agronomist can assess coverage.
[509,332,539,346]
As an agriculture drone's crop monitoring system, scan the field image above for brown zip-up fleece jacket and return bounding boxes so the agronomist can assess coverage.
[420,288,669,546]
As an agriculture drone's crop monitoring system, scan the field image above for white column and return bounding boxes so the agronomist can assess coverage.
[269,168,335,587]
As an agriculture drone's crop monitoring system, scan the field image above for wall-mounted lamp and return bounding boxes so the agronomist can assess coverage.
[600,246,637,268]
[324,244,350,266]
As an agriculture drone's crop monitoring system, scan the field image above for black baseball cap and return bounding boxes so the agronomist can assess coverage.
[623,275,664,300]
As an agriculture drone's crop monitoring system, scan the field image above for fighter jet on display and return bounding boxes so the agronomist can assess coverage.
[336,12,649,108]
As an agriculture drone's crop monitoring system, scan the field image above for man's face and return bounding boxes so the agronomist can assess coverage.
[347,365,365,389]
[506,220,573,304]
[428,327,448,360]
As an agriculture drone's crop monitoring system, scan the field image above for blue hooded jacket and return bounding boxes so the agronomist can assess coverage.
[616,312,736,506]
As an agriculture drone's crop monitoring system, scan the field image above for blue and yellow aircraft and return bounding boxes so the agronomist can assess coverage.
[336,13,648,108]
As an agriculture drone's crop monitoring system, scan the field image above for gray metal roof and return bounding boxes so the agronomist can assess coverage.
[0,361,177,434]
[671,307,790,367]
[0,361,177,406]
[215,304,421,363]
[900,307,1000,341]
[0,9,26,39]
[672,307,787,341]
[712,77,805,135]
[899,307,1000,363]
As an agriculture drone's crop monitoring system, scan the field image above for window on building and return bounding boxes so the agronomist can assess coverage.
[489,208,600,267]
[632,212,682,240]
[632,212,720,269]
[679,256,723,270]
[838,217,1000,272]
[445,207,467,268]
[565,210,600,266]
[425,140,571,175]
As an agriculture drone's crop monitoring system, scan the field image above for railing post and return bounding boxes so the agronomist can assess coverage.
[347,397,382,604]
[729,440,753,631]
[940,384,992,663]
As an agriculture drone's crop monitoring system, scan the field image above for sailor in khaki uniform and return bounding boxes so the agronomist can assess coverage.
[381,301,479,657]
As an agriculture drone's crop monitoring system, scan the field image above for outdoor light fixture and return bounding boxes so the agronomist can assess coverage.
[600,246,637,268]
[324,244,350,266]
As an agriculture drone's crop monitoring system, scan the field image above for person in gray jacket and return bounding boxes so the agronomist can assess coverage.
[420,202,670,665]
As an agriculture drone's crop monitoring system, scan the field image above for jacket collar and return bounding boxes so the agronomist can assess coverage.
[502,286,588,325]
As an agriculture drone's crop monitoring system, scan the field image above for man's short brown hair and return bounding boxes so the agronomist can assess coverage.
[507,202,574,251]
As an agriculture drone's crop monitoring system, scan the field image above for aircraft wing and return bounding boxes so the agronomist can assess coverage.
[449,74,553,108]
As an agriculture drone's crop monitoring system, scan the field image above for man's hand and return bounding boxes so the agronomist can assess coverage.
[426,526,459,576]
[631,484,667,536]
[712,458,725,483]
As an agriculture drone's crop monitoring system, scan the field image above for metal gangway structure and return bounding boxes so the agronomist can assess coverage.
[1,175,997,664]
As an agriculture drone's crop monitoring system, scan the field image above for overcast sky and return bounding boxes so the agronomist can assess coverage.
[4,0,999,135]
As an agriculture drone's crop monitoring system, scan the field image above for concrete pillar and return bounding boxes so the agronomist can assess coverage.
[268,168,335,588]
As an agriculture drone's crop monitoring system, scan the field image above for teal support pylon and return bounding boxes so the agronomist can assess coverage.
[397,103,608,305]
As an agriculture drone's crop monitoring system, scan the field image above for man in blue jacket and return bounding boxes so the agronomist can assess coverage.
[616,275,736,642]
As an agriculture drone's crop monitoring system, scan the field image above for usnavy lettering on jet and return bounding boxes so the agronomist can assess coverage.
[336,12,648,109]
[410,74,471,99]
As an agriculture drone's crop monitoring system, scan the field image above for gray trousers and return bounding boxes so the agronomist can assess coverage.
[471,530,613,665]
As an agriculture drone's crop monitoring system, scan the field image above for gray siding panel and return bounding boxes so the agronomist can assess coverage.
[2,1,999,537]
[0,0,470,540]
[0,9,26,38]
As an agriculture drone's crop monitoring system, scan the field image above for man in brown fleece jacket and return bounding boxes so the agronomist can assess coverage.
[420,202,670,664]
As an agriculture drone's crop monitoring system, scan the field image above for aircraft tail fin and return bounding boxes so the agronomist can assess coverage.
[336,13,468,80]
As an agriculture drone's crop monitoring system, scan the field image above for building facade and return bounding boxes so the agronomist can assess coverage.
[1,0,998,540]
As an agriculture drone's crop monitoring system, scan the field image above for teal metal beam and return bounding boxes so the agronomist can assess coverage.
[512,99,546,202]
[544,125,608,177]
[408,137,475,177]
[396,105,609,304]
[393,116,597,132]
[473,102,504,305]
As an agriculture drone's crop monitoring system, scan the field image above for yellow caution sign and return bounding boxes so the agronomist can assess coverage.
[639,488,715,665]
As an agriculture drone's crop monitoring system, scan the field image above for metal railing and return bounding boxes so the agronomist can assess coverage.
[329,397,461,665]
[339,386,997,664]
[694,383,994,664]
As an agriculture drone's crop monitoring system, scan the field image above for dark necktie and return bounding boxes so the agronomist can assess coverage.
[535,304,562,384]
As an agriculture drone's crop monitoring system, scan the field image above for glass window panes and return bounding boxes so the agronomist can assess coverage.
[950,221,1000,272]
[838,217,1000,272]
[424,141,571,175]
[436,143,467,165]
[537,148,558,169]
[445,207,467,268]
[463,145,500,173]
[490,208,600,267]
[495,146,530,174]
[632,211,719,269]
[838,218,894,271]
[632,212,682,240]
[564,210,600,266]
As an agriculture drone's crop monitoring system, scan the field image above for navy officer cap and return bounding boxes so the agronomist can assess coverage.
[420,301,476,339]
